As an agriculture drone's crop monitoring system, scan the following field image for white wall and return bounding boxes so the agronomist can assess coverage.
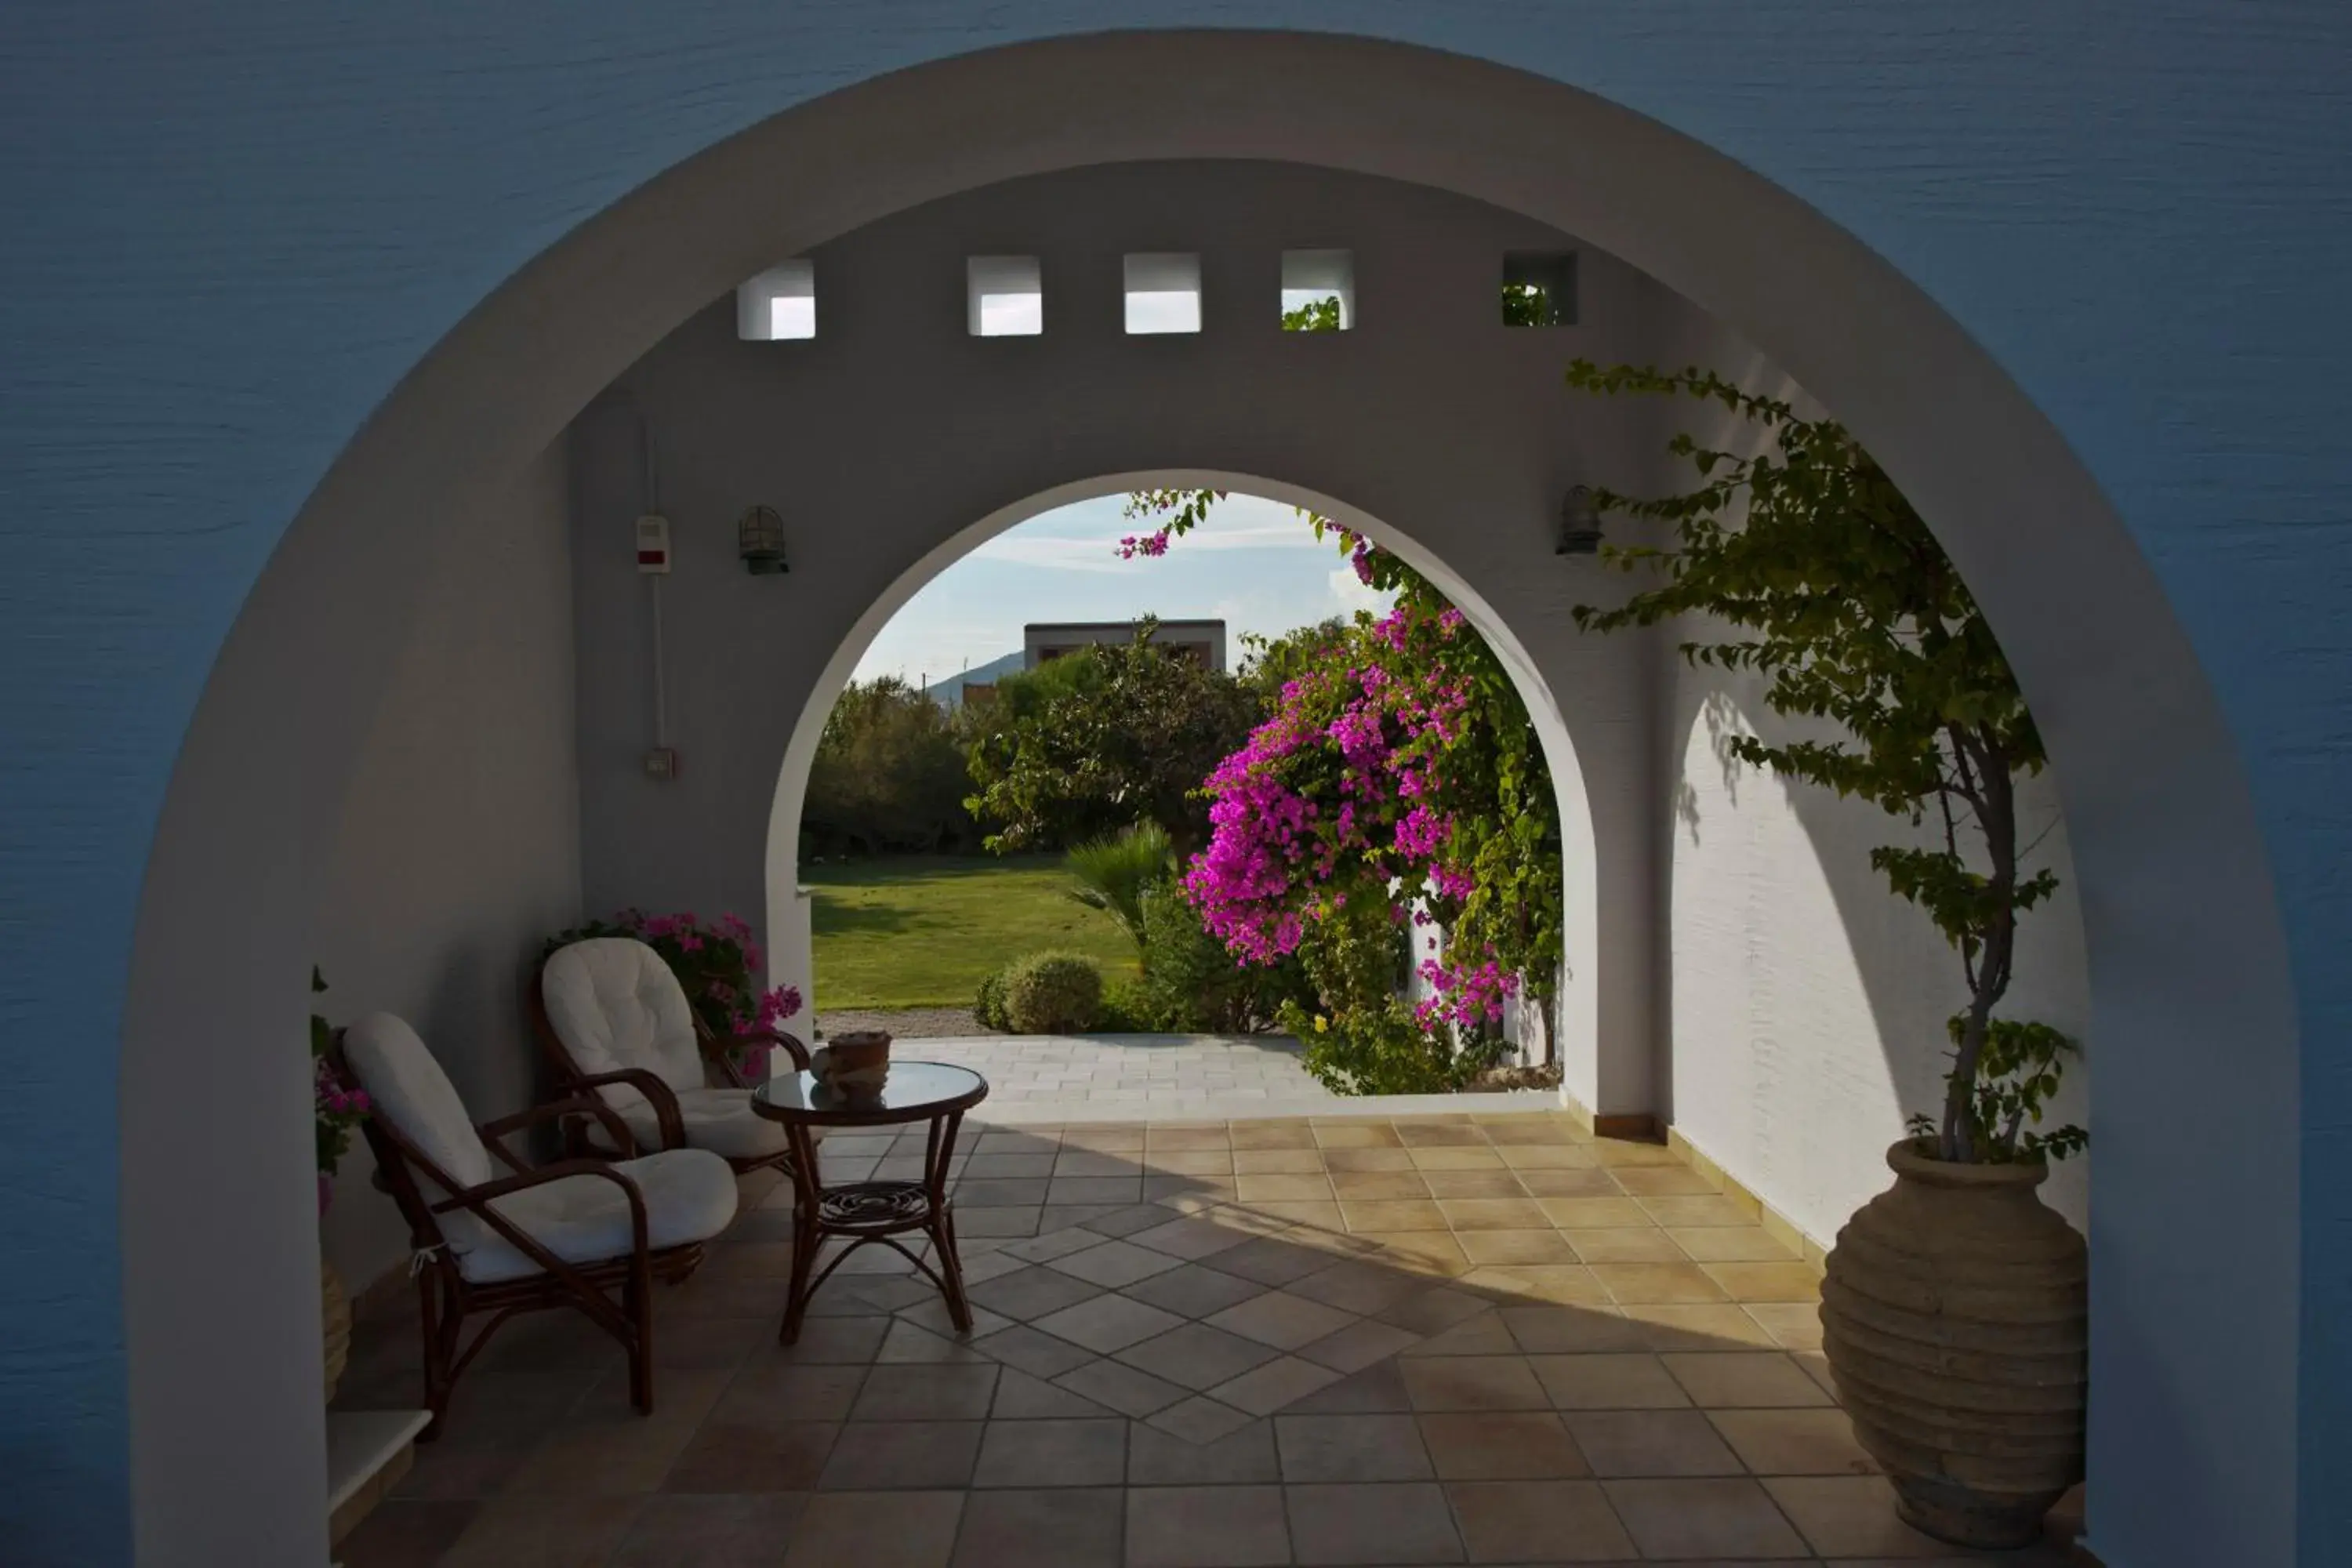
[559,158,2100,1232]
[311,441,585,1287]
[564,161,1685,1114]
[1663,655,2092,1240]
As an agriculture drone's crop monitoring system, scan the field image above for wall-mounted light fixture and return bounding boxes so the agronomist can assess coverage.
[738,505,789,575]
[1556,485,1603,556]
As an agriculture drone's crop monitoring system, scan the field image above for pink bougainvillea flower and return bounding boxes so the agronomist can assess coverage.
[753,985,804,1029]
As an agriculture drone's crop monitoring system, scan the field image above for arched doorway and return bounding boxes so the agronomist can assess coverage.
[111,35,2295,1566]
[758,473,1606,1095]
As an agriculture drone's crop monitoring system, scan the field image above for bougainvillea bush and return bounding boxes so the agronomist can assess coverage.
[545,910,803,1074]
[1121,494,1564,1092]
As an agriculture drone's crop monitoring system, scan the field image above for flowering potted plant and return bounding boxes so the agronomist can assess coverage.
[544,909,803,1076]
[310,968,368,1402]
[1566,361,2086,1548]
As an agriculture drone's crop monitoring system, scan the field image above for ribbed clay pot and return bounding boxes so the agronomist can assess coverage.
[1820,1139,2086,1549]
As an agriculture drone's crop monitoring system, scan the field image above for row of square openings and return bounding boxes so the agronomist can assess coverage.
[736,250,1577,341]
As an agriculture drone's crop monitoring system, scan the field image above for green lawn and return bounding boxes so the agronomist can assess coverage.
[808,854,1142,1009]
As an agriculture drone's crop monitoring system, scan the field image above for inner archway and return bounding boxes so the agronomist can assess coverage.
[761,474,1606,1094]
[109,34,2296,1568]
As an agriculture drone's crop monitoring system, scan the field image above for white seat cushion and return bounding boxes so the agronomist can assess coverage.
[447,1147,739,1284]
[541,938,706,1121]
[341,1012,494,1191]
[616,1086,794,1160]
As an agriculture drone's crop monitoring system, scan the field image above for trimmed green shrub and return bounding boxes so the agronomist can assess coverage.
[1002,951,1103,1033]
[973,965,1012,1032]
[1283,993,1467,1096]
[1139,887,1314,1033]
[1091,975,1165,1033]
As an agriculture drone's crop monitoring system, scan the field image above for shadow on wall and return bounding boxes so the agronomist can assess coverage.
[1661,673,2091,1239]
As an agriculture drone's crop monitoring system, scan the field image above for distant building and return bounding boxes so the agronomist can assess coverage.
[1024,619,1226,673]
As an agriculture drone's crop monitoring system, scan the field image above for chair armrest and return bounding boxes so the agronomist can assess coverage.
[431,1160,650,1271]
[732,1029,812,1073]
[481,1096,639,1164]
[568,1068,686,1152]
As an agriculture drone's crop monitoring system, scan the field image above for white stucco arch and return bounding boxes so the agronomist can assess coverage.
[760,470,1603,1069]
[114,32,2296,1566]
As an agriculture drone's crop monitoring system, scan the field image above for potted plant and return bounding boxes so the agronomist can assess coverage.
[310,968,370,1403]
[1570,362,2087,1548]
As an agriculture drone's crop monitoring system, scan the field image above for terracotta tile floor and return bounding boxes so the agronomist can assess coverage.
[333,1111,2078,1566]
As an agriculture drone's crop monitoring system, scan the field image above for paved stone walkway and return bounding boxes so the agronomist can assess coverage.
[861,1033,1560,1123]
[898,1033,1326,1111]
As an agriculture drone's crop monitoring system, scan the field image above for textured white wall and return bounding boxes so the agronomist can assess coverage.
[310,442,585,1288]
[564,162,1685,1115]
[1663,656,2092,1243]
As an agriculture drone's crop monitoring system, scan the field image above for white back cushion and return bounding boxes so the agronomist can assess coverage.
[341,1012,493,1192]
[542,937,705,1099]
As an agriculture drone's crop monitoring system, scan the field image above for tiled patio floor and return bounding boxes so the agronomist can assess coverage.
[333,1110,2077,1566]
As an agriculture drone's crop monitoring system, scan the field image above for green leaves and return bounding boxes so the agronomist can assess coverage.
[807,676,975,855]
[1280,296,1343,332]
[1569,361,2078,1163]
[1944,1014,2087,1161]
[963,624,1261,855]
[1063,822,1174,953]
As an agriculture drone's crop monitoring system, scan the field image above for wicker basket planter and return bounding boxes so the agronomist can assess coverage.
[1820,1139,2087,1548]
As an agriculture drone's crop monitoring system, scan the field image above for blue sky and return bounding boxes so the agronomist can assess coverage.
[852,492,1392,688]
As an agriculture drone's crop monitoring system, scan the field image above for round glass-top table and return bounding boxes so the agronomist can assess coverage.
[752,1061,989,1342]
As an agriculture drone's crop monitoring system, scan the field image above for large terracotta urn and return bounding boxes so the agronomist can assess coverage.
[1820,1140,2087,1548]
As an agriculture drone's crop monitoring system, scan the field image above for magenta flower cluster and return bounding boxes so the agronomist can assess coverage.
[757,983,805,1030]
[1181,597,1519,1029]
[607,909,800,1040]
[314,1053,370,1214]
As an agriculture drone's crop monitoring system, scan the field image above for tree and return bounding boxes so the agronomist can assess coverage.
[1566,360,2082,1165]
[1120,497,1566,1091]
[962,623,1261,854]
[803,677,977,855]
[1239,617,1353,706]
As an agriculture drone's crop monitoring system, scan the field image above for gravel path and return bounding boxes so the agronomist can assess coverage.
[812,1006,985,1039]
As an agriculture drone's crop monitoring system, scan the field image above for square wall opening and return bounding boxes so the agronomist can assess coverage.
[1502,252,1577,327]
[1280,249,1354,330]
[968,256,1044,336]
[1124,252,1203,334]
[735,260,815,341]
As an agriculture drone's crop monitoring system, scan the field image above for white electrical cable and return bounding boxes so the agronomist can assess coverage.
[641,408,669,753]
[651,575,670,749]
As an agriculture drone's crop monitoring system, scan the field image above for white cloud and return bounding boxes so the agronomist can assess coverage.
[1329,562,1391,616]
[851,489,1367,682]
[966,509,1330,574]
[963,535,1133,574]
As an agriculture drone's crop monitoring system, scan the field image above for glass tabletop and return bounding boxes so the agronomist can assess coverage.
[753,1060,989,1126]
